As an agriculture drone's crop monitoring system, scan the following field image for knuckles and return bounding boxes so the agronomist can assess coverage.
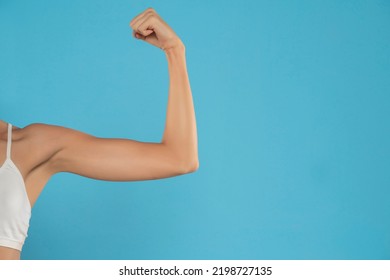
[146,7,155,13]
[130,8,156,23]
[145,8,157,17]
[129,8,158,29]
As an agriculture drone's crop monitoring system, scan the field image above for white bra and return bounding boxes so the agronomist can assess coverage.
[0,123,31,251]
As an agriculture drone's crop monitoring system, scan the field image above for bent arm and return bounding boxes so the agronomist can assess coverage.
[46,43,198,181]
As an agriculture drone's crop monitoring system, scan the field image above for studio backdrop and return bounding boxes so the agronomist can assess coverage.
[0,0,389,259]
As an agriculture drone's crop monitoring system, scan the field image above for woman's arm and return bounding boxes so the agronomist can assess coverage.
[41,8,198,181]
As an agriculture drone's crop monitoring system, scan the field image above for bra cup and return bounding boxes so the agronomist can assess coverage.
[0,161,31,251]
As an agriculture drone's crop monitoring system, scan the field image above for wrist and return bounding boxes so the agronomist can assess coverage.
[163,39,185,54]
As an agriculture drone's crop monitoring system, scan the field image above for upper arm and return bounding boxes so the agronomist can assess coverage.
[33,124,196,181]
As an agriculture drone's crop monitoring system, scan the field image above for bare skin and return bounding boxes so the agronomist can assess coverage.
[0,8,198,260]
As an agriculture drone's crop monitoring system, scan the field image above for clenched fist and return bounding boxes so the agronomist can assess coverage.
[130,8,184,51]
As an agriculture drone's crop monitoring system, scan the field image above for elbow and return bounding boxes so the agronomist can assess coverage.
[164,143,199,175]
[176,156,199,175]
[188,157,200,173]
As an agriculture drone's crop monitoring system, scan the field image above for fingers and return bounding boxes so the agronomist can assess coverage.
[132,30,142,39]
[129,8,156,36]
[130,13,148,33]
[129,7,181,50]
[136,16,155,37]
[130,7,152,26]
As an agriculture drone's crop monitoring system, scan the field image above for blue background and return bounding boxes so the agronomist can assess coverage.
[1,0,389,259]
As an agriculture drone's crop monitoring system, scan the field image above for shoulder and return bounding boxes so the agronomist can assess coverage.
[22,123,91,142]
[20,123,94,157]
[17,123,67,159]
[19,123,96,175]
[23,122,68,135]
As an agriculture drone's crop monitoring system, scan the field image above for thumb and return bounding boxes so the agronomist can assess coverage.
[134,29,160,48]
[135,23,154,37]
[140,28,154,36]
[134,29,153,40]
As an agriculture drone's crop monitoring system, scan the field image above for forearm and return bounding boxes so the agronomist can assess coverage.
[161,42,198,170]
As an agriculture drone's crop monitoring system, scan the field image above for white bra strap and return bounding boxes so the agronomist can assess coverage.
[6,123,12,159]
